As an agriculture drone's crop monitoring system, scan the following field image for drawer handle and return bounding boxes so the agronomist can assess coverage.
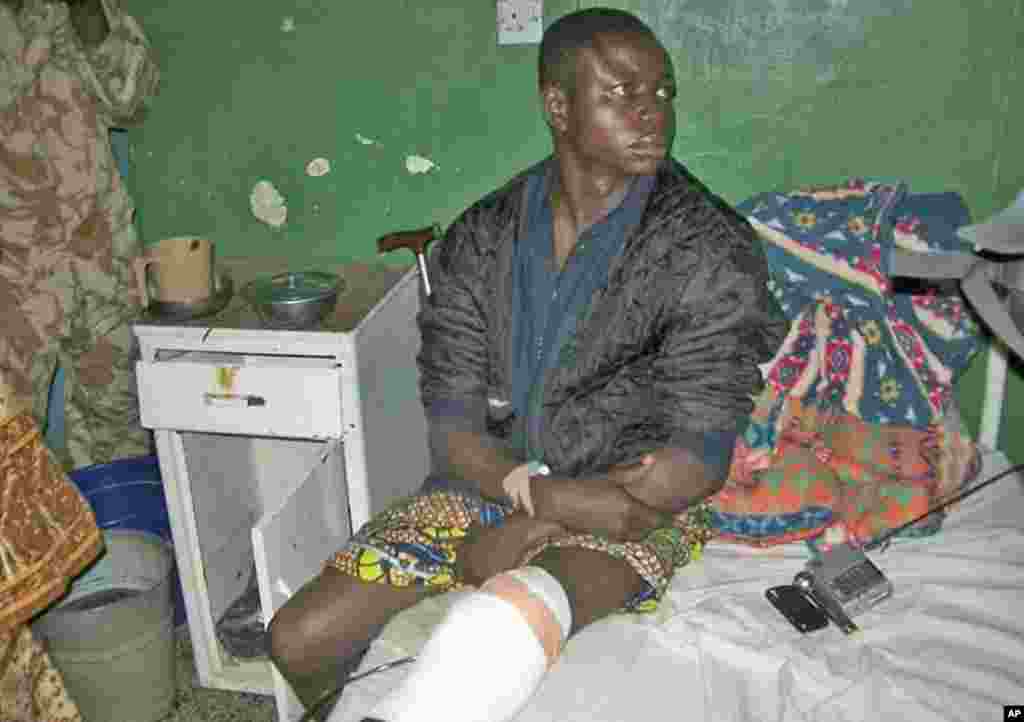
[203,393,266,408]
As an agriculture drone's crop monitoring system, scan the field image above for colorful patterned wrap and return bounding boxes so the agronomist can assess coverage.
[708,180,983,548]
[329,490,714,613]
[1,382,102,721]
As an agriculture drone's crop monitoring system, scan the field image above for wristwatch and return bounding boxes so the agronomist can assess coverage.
[526,460,550,479]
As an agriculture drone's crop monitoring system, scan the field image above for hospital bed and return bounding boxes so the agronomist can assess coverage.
[329,333,1022,722]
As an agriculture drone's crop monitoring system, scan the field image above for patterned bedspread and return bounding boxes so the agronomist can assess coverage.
[709,180,984,548]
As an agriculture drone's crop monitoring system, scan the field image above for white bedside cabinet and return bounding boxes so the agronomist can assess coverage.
[134,264,428,722]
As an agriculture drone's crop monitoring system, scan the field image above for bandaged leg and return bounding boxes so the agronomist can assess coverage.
[363,566,572,722]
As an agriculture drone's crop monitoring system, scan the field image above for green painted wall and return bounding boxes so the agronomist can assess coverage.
[128,0,576,263]
[126,0,1021,456]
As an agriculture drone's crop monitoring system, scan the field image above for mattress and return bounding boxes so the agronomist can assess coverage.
[331,450,1024,722]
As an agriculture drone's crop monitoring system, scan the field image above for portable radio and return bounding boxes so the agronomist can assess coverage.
[767,462,1024,635]
[793,544,892,634]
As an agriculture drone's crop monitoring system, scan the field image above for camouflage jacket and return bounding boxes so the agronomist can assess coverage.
[0,0,159,260]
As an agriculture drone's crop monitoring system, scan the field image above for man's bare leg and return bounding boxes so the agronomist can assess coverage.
[527,545,646,634]
[268,567,430,711]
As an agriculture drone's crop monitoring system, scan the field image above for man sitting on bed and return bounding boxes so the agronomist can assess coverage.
[269,8,787,721]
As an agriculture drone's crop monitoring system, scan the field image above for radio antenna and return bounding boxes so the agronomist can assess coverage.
[865,462,1024,552]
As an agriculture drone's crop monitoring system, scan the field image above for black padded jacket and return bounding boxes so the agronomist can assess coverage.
[417,158,788,478]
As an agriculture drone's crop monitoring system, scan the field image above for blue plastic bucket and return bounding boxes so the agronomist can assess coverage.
[69,456,187,628]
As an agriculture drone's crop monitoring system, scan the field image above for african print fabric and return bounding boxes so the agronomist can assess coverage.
[0,382,102,722]
[328,490,714,613]
[1,626,86,722]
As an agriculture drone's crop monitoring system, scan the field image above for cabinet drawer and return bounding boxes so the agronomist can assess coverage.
[137,354,342,438]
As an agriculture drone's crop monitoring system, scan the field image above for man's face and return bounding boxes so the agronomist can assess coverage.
[550,31,676,180]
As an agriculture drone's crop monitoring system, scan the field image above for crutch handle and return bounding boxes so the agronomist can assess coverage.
[377,224,439,256]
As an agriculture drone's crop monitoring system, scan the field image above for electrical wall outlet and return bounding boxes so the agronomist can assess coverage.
[498,0,543,45]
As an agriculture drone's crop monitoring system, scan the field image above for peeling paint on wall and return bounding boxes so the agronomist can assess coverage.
[355,133,382,147]
[250,180,288,228]
[405,154,438,175]
[305,157,331,177]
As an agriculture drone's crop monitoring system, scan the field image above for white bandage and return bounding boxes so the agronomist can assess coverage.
[506,566,572,643]
[363,567,572,722]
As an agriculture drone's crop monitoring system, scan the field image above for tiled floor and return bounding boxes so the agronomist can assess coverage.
[161,628,278,722]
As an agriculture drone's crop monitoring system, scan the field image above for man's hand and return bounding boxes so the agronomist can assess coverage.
[615,447,722,514]
[454,514,566,587]
[528,447,724,541]
[531,473,670,542]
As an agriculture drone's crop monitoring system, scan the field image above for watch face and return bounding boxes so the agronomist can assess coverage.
[527,461,550,478]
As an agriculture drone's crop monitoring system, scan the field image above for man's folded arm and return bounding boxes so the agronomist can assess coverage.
[424,401,522,503]
[636,214,787,513]
[417,215,524,503]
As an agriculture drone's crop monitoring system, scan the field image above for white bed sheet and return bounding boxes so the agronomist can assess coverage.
[332,450,1024,722]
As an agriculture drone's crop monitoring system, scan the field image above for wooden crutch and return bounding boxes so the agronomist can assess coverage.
[377,224,440,297]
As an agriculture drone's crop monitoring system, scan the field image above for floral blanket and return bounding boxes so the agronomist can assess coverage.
[709,180,984,548]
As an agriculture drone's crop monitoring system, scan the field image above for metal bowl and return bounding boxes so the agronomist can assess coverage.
[241,271,343,329]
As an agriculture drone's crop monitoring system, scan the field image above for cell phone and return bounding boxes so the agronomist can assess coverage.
[765,585,830,633]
